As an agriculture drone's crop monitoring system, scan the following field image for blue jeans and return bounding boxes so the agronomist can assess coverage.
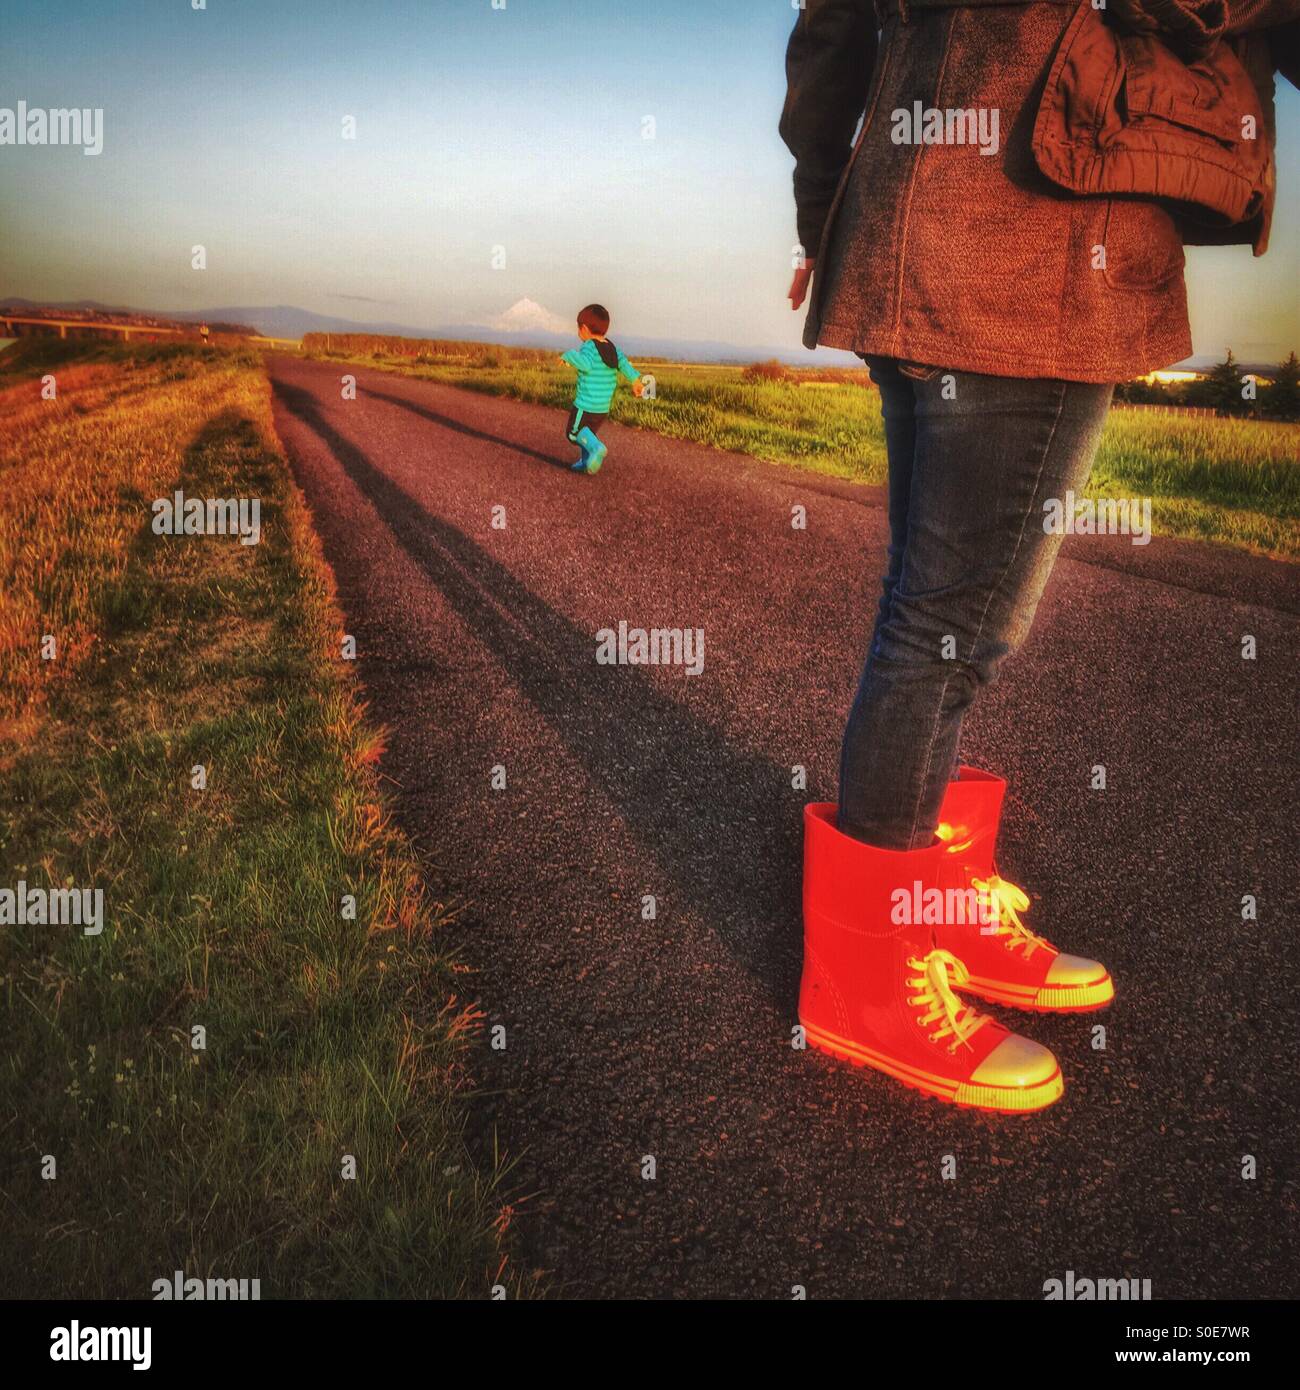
[838,358,1114,850]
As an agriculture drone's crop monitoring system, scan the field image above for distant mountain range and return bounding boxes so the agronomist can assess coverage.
[0,296,1280,374]
[0,296,862,366]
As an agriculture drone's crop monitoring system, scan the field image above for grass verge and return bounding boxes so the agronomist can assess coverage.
[0,341,521,1298]
[305,350,1299,561]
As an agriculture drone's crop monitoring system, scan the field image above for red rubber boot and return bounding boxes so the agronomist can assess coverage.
[934,768,1114,1012]
[800,803,1064,1113]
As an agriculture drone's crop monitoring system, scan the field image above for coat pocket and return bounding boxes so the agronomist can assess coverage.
[1101,197,1186,291]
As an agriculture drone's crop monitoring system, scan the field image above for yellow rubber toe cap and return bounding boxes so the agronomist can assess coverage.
[958,1036,1063,1112]
[970,1035,1060,1088]
[1036,954,1114,1010]
[1046,953,1110,987]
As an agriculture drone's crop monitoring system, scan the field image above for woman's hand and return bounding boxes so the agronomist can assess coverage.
[788,259,816,311]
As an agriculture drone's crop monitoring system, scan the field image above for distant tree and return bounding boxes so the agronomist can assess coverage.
[1188,351,1250,416]
[1262,352,1300,422]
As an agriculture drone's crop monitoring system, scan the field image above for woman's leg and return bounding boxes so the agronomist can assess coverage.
[856,359,967,788]
[860,358,915,651]
[838,362,1114,850]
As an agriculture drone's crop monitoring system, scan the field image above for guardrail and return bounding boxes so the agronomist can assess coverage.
[1113,403,1223,419]
[0,315,185,342]
[0,318,302,350]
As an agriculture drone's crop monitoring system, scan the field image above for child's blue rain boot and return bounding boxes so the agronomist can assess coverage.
[577,426,607,474]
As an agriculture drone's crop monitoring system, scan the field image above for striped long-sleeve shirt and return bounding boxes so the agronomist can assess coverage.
[560,338,641,412]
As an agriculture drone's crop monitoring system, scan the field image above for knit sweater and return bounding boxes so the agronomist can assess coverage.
[561,338,641,412]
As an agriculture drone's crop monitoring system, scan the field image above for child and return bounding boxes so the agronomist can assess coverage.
[559,304,644,474]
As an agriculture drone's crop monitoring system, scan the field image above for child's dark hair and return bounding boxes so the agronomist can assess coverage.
[577,303,610,335]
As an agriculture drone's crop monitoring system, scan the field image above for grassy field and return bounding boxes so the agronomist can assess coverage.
[0,340,521,1298]
[306,349,1299,560]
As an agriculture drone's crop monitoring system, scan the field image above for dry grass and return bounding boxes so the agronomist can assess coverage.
[0,340,528,1298]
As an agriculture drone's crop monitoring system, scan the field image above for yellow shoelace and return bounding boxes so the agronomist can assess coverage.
[971,874,1048,955]
[906,949,991,1053]
[937,821,1049,957]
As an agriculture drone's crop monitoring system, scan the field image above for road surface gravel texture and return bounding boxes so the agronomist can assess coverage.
[268,354,1297,1300]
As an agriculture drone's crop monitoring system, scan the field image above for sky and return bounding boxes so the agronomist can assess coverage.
[1,0,1297,361]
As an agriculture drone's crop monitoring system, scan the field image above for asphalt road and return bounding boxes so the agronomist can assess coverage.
[268,354,1298,1300]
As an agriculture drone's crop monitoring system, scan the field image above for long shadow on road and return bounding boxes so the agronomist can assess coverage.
[365,384,575,470]
[272,378,803,1005]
